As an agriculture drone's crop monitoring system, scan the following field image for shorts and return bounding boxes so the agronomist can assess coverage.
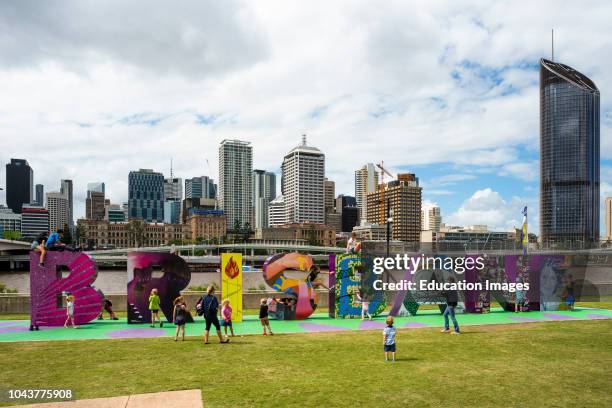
[205,315,221,331]
[221,320,232,327]
[150,309,159,314]
[260,317,269,325]
[175,317,185,326]
[384,344,396,352]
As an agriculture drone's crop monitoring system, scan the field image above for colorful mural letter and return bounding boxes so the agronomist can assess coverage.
[262,252,318,320]
[335,253,385,318]
[221,253,243,323]
[127,251,191,324]
[29,251,103,328]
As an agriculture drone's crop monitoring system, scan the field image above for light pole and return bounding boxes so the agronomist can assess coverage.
[385,198,393,258]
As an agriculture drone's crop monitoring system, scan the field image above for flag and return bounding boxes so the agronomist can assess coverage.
[521,206,528,254]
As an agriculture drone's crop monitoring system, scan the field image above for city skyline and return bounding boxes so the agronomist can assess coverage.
[1,1,611,232]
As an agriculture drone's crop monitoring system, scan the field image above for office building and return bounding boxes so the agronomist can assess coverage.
[87,182,105,195]
[46,192,69,232]
[164,200,181,224]
[366,173,422,243]
[252,170,276,229]
[0,206,21,236]
[540,58,600,247]
[185,176,216,199]
[60,180,74,228]
[422,204,442,231]
[352,224,387,241]
[164,177,182,201]
[5,159,33,214]
[355,163,378,224]
[254,223,335,247]
[219,140,253,230]
[324,178,335,211]
[268,195,286,227]
[128,169,165,223]
[21,205,49,240]
[86,191,106,220]
[186,213,227,241]
[106,204,126,223]
[335,194,358,232]
[182,197,217,223]
[35,184,44,207]
[281,135,325,224]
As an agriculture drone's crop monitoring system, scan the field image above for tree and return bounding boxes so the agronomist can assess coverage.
[75,224,86,246]
[233,219,242,234]
[128,219,146,247]
[62,224,73,245]
[307,230,320,246]
[2,230,21,241]
[241,222,253,242]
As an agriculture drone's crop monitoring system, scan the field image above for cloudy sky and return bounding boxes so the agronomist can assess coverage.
[1,0,611,232]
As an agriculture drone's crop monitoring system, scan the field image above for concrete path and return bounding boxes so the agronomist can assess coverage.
[6,389,202,408]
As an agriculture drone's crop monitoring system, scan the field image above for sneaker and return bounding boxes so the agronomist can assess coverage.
[440,329,451,333]
[263,332,267,336]
[39,262,44,267]
[150,324,154,328]
[269,332,274,336]
[221,339,229,343]
[451,331,460,335]
[160,322,164,328]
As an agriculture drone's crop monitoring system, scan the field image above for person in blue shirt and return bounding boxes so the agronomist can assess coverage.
[45,229,65,250]
[383,316,397,362]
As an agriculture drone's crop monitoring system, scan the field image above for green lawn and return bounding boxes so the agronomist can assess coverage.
[1,320,610,407]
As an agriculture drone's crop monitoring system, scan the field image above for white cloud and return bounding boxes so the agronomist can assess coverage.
[446,188,537,232]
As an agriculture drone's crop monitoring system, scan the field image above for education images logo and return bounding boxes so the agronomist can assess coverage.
[370,254,530,293]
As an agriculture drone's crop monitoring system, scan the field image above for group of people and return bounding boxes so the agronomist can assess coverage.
[31,229,68,266]
[146,286,274,342]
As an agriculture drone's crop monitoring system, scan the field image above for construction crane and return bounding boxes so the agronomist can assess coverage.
[376,161,394,225]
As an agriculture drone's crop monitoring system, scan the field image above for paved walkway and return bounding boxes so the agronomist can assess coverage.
[6,389,202,408]
[1,308,611,342]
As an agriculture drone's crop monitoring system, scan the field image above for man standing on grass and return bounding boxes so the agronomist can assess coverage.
[441,276,461,334]
[200,286,229,344]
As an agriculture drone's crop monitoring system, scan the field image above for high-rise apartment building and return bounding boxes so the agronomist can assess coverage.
[324,178,335,211]
[5,159,33,214]
[219,140,253,230]
[60,180,74,228]
[268,195,286,227]
[252,170,276,229]
[185,176,216,199]
[128,169,165,223]
[605,197,612,242]
[540,58,600,247]
[21,205,49,240]
[422,204,442,231]
[86,191,106,220]
[366,173,422,243]
[35,184,44,207]
[281,135,325,224]
[46,191,69,232]
[355,163,378,225]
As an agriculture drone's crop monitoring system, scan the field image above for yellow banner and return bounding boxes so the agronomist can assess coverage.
[221,253,243,322]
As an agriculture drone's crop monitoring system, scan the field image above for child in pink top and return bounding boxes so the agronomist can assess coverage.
[221,299,235,337]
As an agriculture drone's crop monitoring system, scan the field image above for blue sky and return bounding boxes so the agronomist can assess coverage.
[0,0,611,233]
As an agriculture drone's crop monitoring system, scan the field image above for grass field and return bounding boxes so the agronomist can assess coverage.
[1,319,611,407]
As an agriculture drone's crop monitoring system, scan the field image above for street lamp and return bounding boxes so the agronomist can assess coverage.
[385,198,393,258]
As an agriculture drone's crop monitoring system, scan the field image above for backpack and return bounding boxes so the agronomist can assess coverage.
[196,296,205,316]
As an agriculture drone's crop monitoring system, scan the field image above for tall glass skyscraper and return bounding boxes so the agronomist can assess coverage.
[540,58,600,247]
[5,158,33,214]
[252,169,276,228]
[128,169,165,223]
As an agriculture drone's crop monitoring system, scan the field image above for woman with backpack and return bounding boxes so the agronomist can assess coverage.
[197,286,229,344]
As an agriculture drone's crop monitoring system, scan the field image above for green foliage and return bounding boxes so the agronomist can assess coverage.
[0,283,18,293]
[62,224,73,245]
[2,230,21,240]
[258,283,266,291]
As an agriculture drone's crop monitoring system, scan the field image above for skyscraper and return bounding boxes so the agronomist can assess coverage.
[35,184,44,207]
[324,178,335,211]
[164,177,183,201]
[87,182,105,195]
[281,135,325,224]
[355,163,378,225]
[21,205,49,240]
[185,176,216,199]
[128,169,165,223]
[366,173,422,243]
[46,191,69,232]
[60,180,74,228]
[86,191,106,220]
[422,204,442,231]
[540,58,600,247]
[219,140,253,230]
[5,159,33,214]
[252,170,276,229]
[268,195,286,227]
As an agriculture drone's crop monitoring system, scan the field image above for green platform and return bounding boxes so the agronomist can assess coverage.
[1,308,610,343]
